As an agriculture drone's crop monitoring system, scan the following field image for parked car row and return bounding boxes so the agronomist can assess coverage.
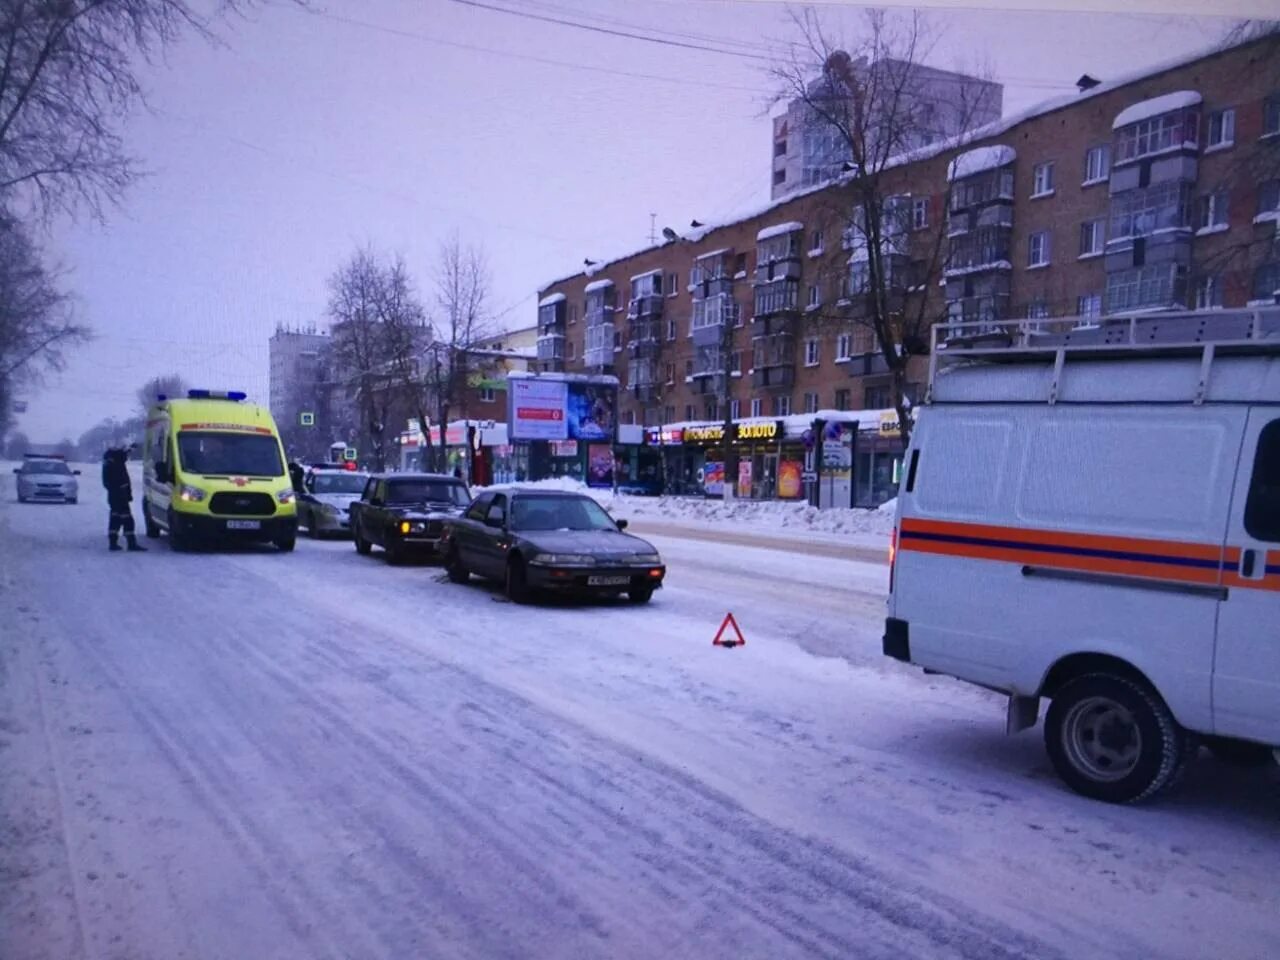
[289,464,666,605]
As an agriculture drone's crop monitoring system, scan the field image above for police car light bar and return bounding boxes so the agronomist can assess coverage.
[187,389,248,401]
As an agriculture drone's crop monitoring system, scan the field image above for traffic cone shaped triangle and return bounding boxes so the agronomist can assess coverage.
[713,612,746,648]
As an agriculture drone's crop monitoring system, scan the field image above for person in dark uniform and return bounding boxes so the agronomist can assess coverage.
[102,446,146,552]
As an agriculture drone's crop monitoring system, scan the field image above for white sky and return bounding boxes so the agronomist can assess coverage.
[16,0,1242,441]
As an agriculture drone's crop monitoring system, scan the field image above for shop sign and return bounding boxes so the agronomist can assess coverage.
[879,410,901,438]
[661,427,684,445]
[510,378,569,440]
[551,439,579,457]
[684,424,725,444]
[735,420,781,441]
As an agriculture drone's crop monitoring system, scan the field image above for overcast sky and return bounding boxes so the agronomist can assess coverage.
[16,0,1237,442]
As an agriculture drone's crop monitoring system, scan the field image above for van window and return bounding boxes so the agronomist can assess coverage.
[1018,415,1232,536]
[177,431,283,477]
[1244,419,1280,542]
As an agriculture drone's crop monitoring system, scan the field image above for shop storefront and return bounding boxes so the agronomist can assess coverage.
[854,410,907,507]
[646,419,793,499]
[397,420,517,486]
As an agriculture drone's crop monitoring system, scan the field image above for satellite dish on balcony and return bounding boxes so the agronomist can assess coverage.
[662,227,679,243]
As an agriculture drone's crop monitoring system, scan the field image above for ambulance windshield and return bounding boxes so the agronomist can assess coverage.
[177,432,284,478]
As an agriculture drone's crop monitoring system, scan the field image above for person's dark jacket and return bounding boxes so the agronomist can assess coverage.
[102,450,132,510]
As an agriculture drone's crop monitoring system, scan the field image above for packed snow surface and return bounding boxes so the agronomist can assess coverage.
[1112,90,1202,129]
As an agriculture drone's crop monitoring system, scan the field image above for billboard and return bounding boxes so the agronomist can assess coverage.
[510,378,568,440]
[509,377,617,442]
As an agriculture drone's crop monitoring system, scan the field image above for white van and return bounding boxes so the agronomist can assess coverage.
[885,309,1280,803]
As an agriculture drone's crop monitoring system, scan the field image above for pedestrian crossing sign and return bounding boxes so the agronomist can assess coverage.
[300,412,315,426]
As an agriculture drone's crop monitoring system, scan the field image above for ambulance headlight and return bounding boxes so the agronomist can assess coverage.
[178,484,206,502]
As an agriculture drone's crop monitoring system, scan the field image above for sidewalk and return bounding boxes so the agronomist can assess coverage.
[628,519,889,564]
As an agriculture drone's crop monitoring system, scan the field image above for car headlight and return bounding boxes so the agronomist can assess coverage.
[399,521,426,534]
[533,553,596,566]
[634,553,662,564]
[277,488,295,504]
[178,484,206,502]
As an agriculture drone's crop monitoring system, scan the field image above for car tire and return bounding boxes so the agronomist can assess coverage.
[628,582,655,604]
[67,497,77,505]
[17,494,26,504]
[275,534,296,553]
[444,544,470,583]
[1044,672,1193,804]
[143,503,160,539]
[307,511,320,539]
[1205,736,1276,767]
[354,522,372,555]
[505,556,531,604]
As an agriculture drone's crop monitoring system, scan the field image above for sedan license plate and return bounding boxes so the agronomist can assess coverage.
[587,575,630,586]
[226,520,261,530]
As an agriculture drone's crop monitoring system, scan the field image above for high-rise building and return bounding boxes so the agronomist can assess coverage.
[268,328,327,440]
[771,53,1003,200]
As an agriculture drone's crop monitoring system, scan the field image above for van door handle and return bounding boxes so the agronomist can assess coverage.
[1240,549,1257,579]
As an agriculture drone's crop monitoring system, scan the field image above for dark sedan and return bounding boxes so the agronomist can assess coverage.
[441,489,665,604]
[350,473,471,563]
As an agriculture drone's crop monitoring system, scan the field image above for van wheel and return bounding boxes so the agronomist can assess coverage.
[275,534,296,553]
[143,502,160,539]
[167,509,189,553]
[1045,673,1192,804]
[1205,737,1276,767]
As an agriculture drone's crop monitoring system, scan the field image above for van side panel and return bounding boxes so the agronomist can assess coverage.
[894,404,1246,734]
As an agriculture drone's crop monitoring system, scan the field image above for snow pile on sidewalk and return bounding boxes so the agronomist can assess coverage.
[478,477,897,538]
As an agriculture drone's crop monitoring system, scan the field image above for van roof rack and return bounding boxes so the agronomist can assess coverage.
[926,307,1280,405]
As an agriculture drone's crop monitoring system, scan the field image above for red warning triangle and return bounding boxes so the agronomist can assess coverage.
[712,612,746,647]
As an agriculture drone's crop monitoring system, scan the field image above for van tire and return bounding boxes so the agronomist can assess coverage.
[1205,736,1276,767]
[167,509,189,553]
[1044,672,1192,805]
[143,502,160,539]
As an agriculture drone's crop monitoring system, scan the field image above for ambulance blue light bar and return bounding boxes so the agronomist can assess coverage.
[187,389,247,401]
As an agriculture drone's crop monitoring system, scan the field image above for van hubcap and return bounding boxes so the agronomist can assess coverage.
[1063,696,1141,781]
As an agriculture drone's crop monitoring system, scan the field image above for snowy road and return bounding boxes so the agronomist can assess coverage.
[1,485,1277,960]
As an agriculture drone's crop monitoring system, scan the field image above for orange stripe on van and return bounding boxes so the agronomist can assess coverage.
[900,518,1225,563]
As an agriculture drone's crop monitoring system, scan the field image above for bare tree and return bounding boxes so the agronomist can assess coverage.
[326,248,396,472]
[771,8,999,444]
[0,0,302,221]
[424,233,494,473]
[378,255,434,470]
[137,373,187,416]
[0,214,88,425]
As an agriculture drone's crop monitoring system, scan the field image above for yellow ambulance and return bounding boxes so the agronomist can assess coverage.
[142,389,298,552]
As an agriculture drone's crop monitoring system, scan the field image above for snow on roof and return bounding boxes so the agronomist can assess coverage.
[757,221,804,242]
[947,145,1016,182]
[536,34,1264,294]
[1112,90,1202,129]
[538,292,566,307]
[695,247,731,261]
[584,278,614,293]
[629,268,662,282]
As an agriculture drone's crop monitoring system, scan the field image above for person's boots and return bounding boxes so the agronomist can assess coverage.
[126,534,147,552]
[108,534,122,551]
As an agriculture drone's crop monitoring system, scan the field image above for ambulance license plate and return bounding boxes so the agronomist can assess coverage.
[588,575,629,586]
[227,520,261,530]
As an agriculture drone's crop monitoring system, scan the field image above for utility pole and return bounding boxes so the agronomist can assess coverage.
[648,213,657,246]
[720,299,738,502]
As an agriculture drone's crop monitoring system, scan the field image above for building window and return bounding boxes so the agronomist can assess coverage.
[1195,274,1223,310]
[664,361,675,384]
[807,284,821,308]
[729,399,740,419]
[613,330,622,351]
[1257,180,1280,219]
[912,197,929,230]
[1079,219,1105,257]
[623,409,636,425]
[567,340,576,360]
[773,168,786,186]
[666,317,676,341]
[803,392,819,414]
[834,388,851,411]
[1106,263,1187,313]
[1076,293,1102,319]
[1264,95,1280,137]
[1207,108,1235,148]
[750,397,762,417]
[1251,262,1280,303]
[836,333,851,360]
[1083,144,1110,184]
[1198,189,1229,230]
[705,400,719,421]
[1115,108,1199,164]
[804,338,820,366]
[864,384,891,409]
[1110,181,1192,238]
[1026,300,1049,320]
[568,303,578,324]
[1031,161,1055,197]
[1028,231,1051,268]
[663,405,675,423]
[666,272,679,297]
[479,387,496,403]
[773,395,791,416]
[684,359,694,378]
[684,404,695,422]
[852,325,876,355]
[809,229,824,253]
[774,138,787,157]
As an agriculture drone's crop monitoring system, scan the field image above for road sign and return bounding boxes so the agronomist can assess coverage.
[344,446,357,461]
[299,412,315,426]
[712,611,746,648]
[801,470,818,482]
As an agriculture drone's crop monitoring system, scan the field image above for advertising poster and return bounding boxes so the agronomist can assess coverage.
[737,459,753,498]
[777,460,804,499]
[704,460,725,497]
[550,440,579,458]
[566,381,617,441]
[510,379,568,440]
[587,443,614,488]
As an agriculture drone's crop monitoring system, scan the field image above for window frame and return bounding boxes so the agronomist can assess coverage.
[912,196,929,230]
[1028,230,1051,268]
[750,398,762,418]
[1079,219,1105,257]
[479,386,496,403]
[804,338,820,367]
[773,395,792,417]
[1206,107,1236,149]
[1031,161,1055,198]
[1264,95,1280,138]
[1244,419,1280,542]
[1198,189,1230,231]
[1083,143,1111,185]
[803,391,819,414]
[836,332,852,361]
[1194,273,1223,310]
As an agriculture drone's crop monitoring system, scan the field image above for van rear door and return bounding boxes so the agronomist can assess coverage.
[1215,410,1280,745]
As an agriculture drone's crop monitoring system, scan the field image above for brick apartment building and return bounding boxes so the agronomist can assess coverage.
[530,33,1279,504]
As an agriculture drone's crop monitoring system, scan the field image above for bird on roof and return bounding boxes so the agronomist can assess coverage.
[690,219,704,228]
[584,258,598,267]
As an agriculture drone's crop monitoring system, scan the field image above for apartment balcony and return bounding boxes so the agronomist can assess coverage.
[631,384,661,404]
[753,279,800,320]
[751,365,795,390]
[626,295,665,320]
[628,318,662,358]
[844,352,891,377]
[691,295,739,346]
[691,374,727,396]
[754,257,802,286]
[583,322,615,368]
[536,333,565,361]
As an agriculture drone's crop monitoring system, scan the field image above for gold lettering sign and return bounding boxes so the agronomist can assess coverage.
[735,422,779,441]
[684,425,725,443]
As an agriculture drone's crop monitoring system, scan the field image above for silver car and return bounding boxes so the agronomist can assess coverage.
[14,457,80,503]
[298,466,369,537]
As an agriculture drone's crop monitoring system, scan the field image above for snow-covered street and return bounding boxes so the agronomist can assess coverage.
[1,483,1277,960]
